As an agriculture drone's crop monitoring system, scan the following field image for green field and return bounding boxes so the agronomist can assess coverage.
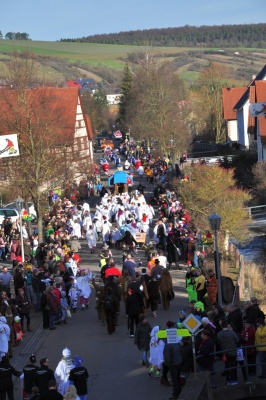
[0,39,265,85]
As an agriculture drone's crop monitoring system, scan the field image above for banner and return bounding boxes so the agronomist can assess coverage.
[0,134,20,158]
[250,102,266,117]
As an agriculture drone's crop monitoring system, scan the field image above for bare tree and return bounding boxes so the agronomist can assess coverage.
[124,52,192,157]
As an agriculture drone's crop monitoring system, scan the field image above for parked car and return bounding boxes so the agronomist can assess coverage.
[3,201,37,220]
[0,208,20,225]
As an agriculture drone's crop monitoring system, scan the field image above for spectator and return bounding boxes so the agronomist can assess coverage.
[196,330,216,388]
[216,319,239,385]
[255,318,266,379]
[0,267,12,293]
[241,318,256,376]
[40,379,63,400]
[245,297,265,327]
[15,288,33,333]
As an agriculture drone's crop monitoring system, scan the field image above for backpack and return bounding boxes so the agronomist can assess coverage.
[104,295,114,311]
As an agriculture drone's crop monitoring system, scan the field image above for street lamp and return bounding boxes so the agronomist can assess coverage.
[15,196,25,263]
[169,139,174,166]
[208,213,222,307]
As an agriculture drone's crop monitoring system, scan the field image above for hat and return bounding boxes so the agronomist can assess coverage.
[62,348,71,357]
[30,354,36,363]
[14,316,21,322]
[179,310,187,316]
[102,243,109,250]
[201,317,210,324]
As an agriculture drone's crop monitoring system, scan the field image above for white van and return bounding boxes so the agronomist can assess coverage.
[0,209,20,225]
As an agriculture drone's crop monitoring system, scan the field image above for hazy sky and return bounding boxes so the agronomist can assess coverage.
[1,0,264,41]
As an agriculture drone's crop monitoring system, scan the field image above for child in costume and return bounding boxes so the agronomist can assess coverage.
[148,325,165,378]
[13,315,23,346]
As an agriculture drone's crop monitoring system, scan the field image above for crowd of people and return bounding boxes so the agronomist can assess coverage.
[0,139,265,400]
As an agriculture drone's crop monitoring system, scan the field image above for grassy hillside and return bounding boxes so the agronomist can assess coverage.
[0,39,265,86]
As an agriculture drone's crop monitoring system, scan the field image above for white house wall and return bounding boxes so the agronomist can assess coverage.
[227,120,238,141]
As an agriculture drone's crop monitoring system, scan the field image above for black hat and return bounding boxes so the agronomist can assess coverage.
[30,354,36,363]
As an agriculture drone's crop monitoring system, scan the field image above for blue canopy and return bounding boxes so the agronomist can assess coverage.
[108,170,133,185]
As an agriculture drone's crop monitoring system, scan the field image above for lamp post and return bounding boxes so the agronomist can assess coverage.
[208,213,222,307]
[169,138,174,166]
[15,196,25,263]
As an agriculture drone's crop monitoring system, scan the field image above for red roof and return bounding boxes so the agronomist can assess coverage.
[222,87,247,119]
[0,87,93,144]
[255,81,266,144]
[66,81,82,88]
[247,86,256,135]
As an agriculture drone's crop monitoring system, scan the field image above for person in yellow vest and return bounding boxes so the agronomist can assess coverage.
[255,318,266,378]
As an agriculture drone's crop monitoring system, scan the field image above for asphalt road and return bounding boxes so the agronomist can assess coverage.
[11,146,189,400]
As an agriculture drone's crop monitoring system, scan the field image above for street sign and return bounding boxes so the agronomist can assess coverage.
[182,313,202,334]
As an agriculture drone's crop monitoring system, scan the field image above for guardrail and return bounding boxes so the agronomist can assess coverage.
[186,155,235,165]
[247,205,266,219]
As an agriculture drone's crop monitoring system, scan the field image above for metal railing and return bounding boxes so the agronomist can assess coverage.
[246,205,266,220]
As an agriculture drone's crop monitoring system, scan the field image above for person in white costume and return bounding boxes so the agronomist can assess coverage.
[85,226,98,253]
[0,316,10,361]
[71,219,81,238]
[82,211,92,234]
[148,326,165,378]
[55,348,74,395]
[76,269,93,310]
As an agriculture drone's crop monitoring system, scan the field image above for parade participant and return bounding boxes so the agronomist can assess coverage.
[85,226,98,254]
[68,356,89,400]
[126,287,144,337]
[91,277,106,324]
[13,315,23,346]
[60,291,70,324]
[76,269,92,310]
[206,269,218,305]
[134,315,152,367]
[0,316,10,360]
[68,278,80,314]
[148,326,165,378]
[158,269,174,311]
[55,348,75,396]
[103,287,119,335]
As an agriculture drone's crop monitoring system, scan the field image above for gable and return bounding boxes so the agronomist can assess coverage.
[255,81,266,144]
[0,87,81,146]
[222,87,246,119]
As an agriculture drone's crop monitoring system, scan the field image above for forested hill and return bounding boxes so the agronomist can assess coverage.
[66,23,266,47]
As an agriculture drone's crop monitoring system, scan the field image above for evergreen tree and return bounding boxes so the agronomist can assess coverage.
[116,63,132,133]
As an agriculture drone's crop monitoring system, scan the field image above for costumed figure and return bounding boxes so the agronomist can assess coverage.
[148,326,165,377]
[85,226,98,254]
[55,348,75,395]
[68,278,80,313]
[76,269,93,310]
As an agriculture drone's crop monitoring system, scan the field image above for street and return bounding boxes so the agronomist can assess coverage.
[11,145,189,400]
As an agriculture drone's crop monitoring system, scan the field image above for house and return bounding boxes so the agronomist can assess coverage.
[0,87,94,181]
[222,65,266,152]
[254,80,266,160]
[222,87,247,143]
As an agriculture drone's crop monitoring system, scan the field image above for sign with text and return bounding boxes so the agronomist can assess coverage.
[0,134,19,158]
[135,232,146,243]
[166,328,179,344]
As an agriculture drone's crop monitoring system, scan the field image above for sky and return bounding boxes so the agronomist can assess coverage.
[1,0,265,41]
